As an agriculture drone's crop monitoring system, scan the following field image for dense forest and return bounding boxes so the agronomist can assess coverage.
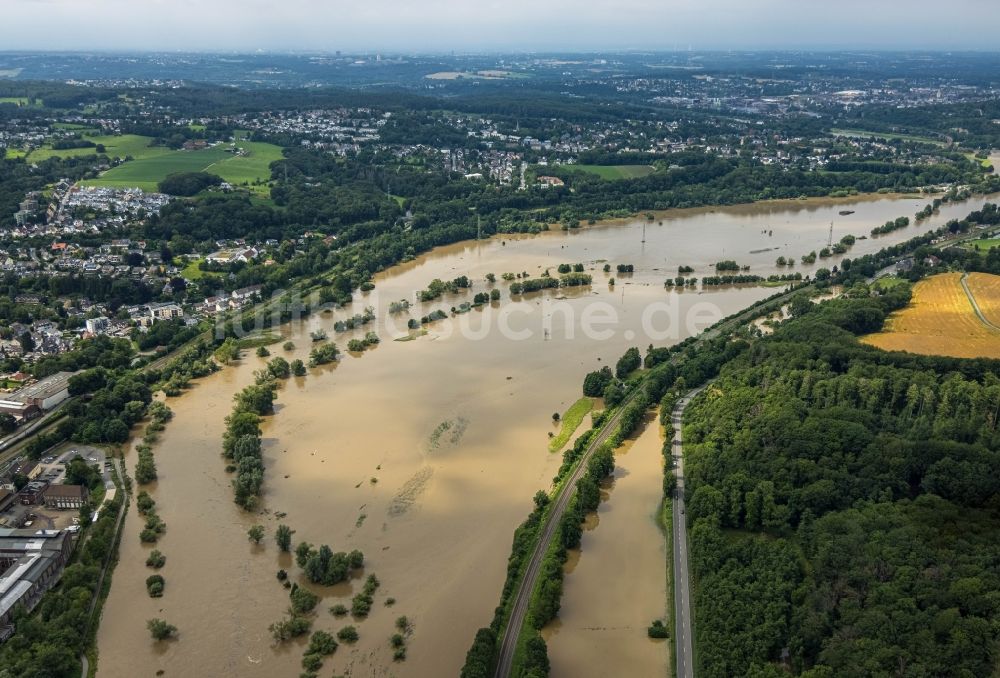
[682,289,1000,677]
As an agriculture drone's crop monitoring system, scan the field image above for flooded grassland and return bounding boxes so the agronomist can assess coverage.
[542,414,669,678]
[97,190,999,678]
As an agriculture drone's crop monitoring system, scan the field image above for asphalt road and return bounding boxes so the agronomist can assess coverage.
[671,387,705,678]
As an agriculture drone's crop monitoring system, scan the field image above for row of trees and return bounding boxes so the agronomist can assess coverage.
[223,377,276,510]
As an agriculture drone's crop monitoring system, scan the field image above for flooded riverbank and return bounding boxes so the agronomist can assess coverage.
[542,414,668,677]
[96,188,1000,678]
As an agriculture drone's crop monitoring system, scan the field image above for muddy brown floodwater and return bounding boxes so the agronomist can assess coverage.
[542,413,669,677]
[97,190,998,678]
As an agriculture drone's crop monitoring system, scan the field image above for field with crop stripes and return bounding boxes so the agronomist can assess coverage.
[966,272,1000,328]
[862,272,1000,359]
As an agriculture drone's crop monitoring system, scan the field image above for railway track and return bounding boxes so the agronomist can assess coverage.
[493,387,639,678]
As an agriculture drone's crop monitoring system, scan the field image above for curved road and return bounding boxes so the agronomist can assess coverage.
[960,272,1000,332]
[671,387,705,678]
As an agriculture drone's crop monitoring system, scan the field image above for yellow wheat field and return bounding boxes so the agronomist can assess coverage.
[966,272,1000,328]
[862,272,1000,359]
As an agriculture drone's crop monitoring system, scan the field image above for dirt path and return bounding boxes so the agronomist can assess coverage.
[960,272,1000,332]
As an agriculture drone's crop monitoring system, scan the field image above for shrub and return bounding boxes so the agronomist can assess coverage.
[145,549,166,569]
[308,630,338,655]
[301,653,322,672]
[147,618,176,640]
[647,619,669,639]
[146,574,165,597]
[351,594,372,617]
[136,491,155,514]
[276,524,293,551]
[247,525,264,544]
[269,614,311,642]
[290,585,319,614]
[337,626,359,643]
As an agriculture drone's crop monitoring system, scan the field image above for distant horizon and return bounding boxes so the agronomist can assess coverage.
[5,0,1000,53]
[3,48,1000,57]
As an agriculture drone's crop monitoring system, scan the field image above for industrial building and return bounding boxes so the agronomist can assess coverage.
[0,400,40,424]
[0,529,73,628]
[7,372,72,411]
[43,484,87,510]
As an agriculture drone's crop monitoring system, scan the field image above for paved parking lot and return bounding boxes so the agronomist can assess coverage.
[37,445,110,485]
[1,444,114,529]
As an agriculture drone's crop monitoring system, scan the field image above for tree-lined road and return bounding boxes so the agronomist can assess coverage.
[671,387,705,678]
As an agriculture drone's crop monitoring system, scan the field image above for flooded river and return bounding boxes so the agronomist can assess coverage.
[96,190,998,678]
[542,414,669,677]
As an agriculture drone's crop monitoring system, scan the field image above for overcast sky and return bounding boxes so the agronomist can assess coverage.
[5,0,1000,52]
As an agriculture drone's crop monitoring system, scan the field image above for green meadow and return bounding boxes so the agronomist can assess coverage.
[82,140,283,195]
[573,164,656,179]
[180,258,207,280]
[873,276,909,290]
[548,397,595,452]
[967,238,1000,252]
[27,134,169,162]
[965,152,994,169]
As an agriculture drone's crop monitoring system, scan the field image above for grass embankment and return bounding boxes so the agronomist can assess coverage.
[235,333,283,350]
[662,495,676,678]
[573,164,656,180]
[548,397,594,452]
[966,238,1000,252]
[830,128,946,147]
[81,140,283,195]
[82,460,128,678]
